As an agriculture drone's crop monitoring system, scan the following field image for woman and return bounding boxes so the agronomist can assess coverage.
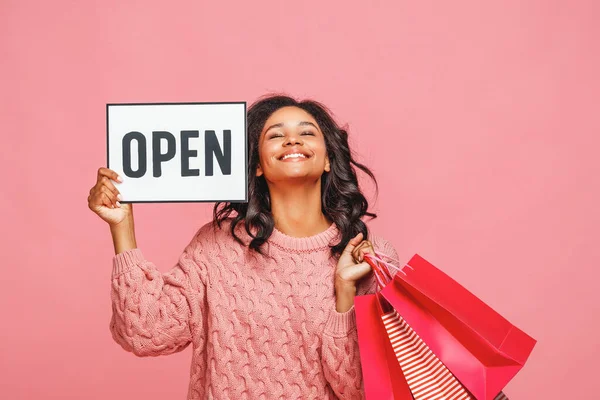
[88,94,399,399]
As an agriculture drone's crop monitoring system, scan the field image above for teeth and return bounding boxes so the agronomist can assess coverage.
[281,153,307,160]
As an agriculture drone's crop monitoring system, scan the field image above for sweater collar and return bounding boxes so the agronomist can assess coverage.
[268,222,341,252]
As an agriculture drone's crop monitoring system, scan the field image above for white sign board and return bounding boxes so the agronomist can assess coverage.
[107,102,247,203]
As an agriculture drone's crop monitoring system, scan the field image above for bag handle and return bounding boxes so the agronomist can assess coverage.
[364,251,413,289]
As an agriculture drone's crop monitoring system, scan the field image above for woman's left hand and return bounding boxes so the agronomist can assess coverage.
[334,232,375,312]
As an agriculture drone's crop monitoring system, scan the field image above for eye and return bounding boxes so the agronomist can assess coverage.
[301,131,315,136]
[268,133,284,139]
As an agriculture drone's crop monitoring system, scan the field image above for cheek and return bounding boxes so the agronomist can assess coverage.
[314,141,328,159]
[258,142,277,166]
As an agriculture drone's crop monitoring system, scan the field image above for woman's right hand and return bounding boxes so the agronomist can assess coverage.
[88,167,132,226]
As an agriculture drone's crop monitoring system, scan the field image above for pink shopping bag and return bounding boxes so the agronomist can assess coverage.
[355,292,414,399]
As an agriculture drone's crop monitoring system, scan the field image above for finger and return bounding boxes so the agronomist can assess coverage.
[100,176,121,197]
[97,167,123,184]
[342,232,364,255]
[101,192,115,208]
[357,241,375,262]
[351,243,363,263]
[90,191,113,209]
[339,262,372,282]
[100,186,118,207]
[352,240,372,263]
[89,186,102,203]
[89,186,108,208]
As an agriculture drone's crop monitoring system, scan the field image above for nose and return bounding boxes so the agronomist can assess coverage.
[284,132,303,146]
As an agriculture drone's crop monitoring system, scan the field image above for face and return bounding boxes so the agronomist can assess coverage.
[256,106,330,184]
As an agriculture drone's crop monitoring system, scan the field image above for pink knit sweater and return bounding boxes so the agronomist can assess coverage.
[110,218,398,399]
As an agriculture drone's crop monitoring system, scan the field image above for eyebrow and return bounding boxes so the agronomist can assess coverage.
[264,121,320,134]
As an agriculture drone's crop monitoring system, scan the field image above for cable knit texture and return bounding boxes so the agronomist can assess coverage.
[110,218,399,399]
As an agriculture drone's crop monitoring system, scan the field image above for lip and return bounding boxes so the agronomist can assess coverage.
[278,148,311,161]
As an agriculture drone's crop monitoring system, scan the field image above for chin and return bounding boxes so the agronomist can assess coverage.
[266,172,322,184]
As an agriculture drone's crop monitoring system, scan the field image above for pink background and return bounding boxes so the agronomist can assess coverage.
[2,0,598,398]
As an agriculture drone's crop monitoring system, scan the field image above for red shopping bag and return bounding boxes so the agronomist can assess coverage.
[380,308,509,400]
[363,252,537,400]
[355,293,414,399]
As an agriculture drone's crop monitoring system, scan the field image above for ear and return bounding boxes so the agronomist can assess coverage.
[256,163,263,177]
[324,156,331,172]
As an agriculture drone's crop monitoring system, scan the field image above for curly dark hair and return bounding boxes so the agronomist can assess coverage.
[213,94,378,258]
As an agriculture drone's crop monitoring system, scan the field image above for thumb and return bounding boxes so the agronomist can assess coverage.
[342,232,363,255]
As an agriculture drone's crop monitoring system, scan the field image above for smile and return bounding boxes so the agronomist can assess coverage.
[279,153,309,161]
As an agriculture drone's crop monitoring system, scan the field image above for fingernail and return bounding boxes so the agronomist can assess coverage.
[117,194,122,201]
[116,201,121,207]
[117,176,123,183]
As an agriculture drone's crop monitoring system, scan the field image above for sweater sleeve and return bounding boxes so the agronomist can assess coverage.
[109,229,209,357]
[321,236,400,399]
[322,305,363,399]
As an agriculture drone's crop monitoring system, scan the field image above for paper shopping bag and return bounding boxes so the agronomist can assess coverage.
[355,293,414,399]
[381,308,509,400]
[364,253,536,400]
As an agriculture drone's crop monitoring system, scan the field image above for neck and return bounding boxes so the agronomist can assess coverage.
[269,180,331,238]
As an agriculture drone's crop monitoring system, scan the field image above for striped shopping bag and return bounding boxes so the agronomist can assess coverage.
[381,309,508,400]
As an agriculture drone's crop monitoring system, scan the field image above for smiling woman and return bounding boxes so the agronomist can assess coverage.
[214,95,380,258]
[88,93,399,399]
[258,109,330,178]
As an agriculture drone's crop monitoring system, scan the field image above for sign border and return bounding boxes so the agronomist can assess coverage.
[106,101,248,204]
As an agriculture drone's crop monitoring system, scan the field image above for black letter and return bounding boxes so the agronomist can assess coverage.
[152,131,176,178]
[122,131,147,178]
[205,130,231,176]
[181,130,200,177]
